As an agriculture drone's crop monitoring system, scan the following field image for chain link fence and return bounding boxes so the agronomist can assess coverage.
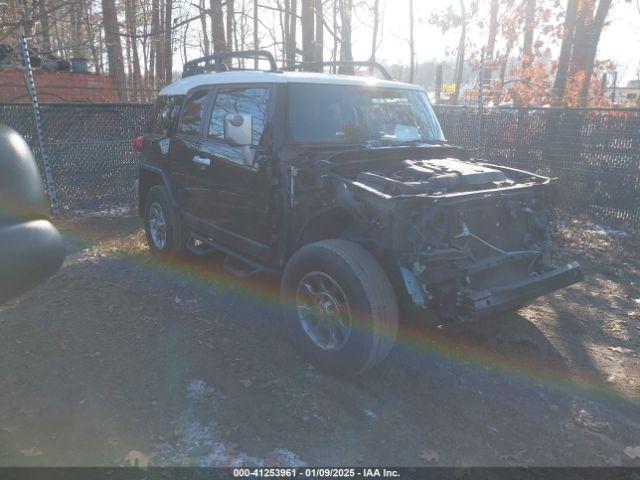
[0,103,150,211]
[435,106,640,230]
[1,102,639,230]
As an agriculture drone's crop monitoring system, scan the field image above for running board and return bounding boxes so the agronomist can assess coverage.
[187,233,279,277]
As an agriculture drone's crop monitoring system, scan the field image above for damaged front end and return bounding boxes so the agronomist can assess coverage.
[392,188,583,319]
[329,147,583,320]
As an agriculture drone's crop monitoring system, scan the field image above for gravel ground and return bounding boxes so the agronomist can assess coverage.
[0,214,639,467]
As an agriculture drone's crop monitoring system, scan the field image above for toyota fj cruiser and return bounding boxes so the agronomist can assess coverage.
[137,51,583,375]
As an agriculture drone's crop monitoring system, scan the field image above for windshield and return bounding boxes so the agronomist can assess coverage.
[287,84,445,145]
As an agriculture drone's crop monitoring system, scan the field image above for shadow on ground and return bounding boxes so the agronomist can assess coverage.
[0,215,639,467]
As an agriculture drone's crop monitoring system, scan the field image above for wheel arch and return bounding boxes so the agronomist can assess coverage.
[292,207,374,253]
[138,164,177,217]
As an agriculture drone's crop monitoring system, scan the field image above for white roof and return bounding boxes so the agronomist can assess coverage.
[159,70,423,96]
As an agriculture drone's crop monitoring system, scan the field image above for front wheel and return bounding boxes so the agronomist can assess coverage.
[281,240,399,376]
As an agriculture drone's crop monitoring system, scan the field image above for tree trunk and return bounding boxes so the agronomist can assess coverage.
[71,0,85,58]
[125,0,142,101]
[522,0,536,73]
[338,0,353,74]
[486,0,499,60]
[38,0,52,54]
[83,0,100,73]
[200,0,211,56]
[314,0,324,63]
[577,0,612,106]
[370,0,379,64]
[150,0,160,88]
[409,0,415,83]
[155,0,166,86]
[495,36,514,104]
[102,0,126,100]
[451,0,467,104]
[286,0,297,68]
[332,0,338,68]
[254,0,259,67]
[227,0,235,52]
[210,0,227,53]
[552,0,578,104]
[302,0,315,63]
[164,0,173,83]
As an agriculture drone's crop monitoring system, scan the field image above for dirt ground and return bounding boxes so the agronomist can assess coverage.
[1,212,639,467]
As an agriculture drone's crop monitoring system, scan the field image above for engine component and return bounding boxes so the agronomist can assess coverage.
[354,158,512,196]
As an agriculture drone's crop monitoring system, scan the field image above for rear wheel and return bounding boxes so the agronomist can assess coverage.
[143,185,187,258]
[281,240,399,376]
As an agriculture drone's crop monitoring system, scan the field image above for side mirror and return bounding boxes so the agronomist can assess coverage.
[224,113,252,147]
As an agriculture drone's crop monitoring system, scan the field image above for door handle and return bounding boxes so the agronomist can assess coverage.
[192,156,211,167]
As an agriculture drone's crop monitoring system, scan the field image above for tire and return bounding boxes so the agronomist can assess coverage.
[143,185,187,258]
[281,239,399,376]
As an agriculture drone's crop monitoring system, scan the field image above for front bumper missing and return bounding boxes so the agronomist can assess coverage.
[459,262,583,316]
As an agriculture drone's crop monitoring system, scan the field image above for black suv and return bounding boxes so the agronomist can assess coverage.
[138,52,582,375]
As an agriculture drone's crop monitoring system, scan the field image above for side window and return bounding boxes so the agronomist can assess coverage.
[177,90,209,136]
[147,96,180,136]
[207,87,272,146]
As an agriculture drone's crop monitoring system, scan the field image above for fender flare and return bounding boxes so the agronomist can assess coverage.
[138,163,179,209]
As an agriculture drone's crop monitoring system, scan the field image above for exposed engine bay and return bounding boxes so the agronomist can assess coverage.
[304,147,585,320]
[354,158,515,196]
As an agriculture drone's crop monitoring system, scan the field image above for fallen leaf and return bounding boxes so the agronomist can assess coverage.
[21,447,43,457]
[125,450,150,467]
[624,446,640,459]
[419,449,439,463]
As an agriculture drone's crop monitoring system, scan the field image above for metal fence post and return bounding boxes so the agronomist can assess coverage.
[476,48,485,157]
[18,35,59,214]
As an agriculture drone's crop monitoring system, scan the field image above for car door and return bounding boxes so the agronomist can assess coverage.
[193,84,276,256]
[167,87,212,221]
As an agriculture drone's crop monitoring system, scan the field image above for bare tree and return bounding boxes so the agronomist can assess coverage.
[125,0,143,99]
[521,0,536,72]
[150,0,160,88]
[164,0,173,82]
[200,0,211,56]
[302,0,314,62]
[338,0,353,73]
[253,0,259,67]
[285,0,297,67]
[102,0,126,99]
[211,0,227,53]
[38,0,52,54]
[314,0,323,63]
[486,0,499,60]
[409,0,415,83]
[227,0,235,51]
[370,0,380,64]
[451,0,467,104]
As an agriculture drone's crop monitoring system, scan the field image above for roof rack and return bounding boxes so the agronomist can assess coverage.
[182,50,279,78]
[290,61,393,81]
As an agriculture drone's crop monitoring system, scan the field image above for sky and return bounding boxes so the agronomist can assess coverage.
[361,0,640,85]
[180,0,640,85]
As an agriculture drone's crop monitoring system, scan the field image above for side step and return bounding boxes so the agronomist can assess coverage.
[187,233,279,277]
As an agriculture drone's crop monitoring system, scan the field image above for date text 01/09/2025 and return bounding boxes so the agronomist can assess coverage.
[232,468,401,478]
